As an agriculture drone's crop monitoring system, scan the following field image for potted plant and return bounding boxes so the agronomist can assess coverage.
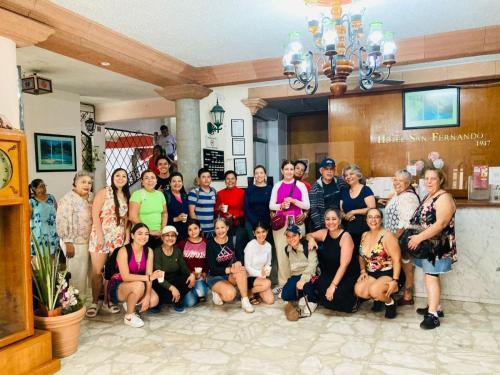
[31,237,86,358]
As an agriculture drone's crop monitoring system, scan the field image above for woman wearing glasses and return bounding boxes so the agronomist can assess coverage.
[354,208,402,319]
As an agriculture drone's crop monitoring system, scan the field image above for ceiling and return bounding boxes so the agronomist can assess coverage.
[51,0,500,67]
[16,46,159,103]
[267,96,329,116]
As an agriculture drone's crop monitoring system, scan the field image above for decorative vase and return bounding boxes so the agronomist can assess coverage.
[34,306,86,358]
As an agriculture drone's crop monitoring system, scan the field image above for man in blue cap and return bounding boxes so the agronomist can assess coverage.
[309,158,347,230]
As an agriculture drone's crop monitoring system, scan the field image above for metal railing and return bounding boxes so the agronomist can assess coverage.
[104,127,154,186]
[81,132,92,172]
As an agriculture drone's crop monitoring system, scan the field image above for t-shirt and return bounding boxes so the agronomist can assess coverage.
[153,246,190,289]
[244,239,272,277]
[188,186,216,234]
[341,185,374,213]
[244,184,272,227]
[155,175,171,191]
[215,187,245,224]
[323,179,342,210]
[157,134,176,156]
[130,189,166,231]
[206,238,236,277]
[178,238,207,272]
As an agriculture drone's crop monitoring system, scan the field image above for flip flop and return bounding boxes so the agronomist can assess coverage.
[86,303,99,318]
[249,296,261,305]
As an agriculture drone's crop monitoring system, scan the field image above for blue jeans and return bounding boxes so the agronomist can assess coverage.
[281,275,317,303]
[183,279,209,307]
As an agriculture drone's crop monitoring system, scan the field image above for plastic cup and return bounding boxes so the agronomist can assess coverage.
[194,267,202,278]
[264,265,271,277]
[158,271,165,283]
[222,204,228,213]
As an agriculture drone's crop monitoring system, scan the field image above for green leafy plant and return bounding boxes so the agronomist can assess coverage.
[31,235,82,315]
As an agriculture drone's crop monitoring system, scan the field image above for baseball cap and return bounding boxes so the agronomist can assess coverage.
[285,224,302,236]
[320,158,336,169]
[161,225,178,236]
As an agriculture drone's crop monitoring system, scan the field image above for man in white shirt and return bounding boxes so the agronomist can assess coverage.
[155,125,176,161]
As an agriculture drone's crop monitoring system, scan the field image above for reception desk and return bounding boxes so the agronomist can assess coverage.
[414,201,500,304]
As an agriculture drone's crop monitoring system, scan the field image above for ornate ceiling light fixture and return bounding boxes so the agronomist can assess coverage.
[282,0,400,97]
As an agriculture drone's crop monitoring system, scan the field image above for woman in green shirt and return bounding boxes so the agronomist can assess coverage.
[152,225,196,313]
[129,170,167,250]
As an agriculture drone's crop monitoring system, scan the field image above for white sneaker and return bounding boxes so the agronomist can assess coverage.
[212,291,223,306]
[124,313,144,328]
[241,297,255,313]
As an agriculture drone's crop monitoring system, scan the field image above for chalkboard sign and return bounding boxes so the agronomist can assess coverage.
[203,148,225,180]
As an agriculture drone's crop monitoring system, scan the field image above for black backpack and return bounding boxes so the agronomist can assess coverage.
[104,244,149,280]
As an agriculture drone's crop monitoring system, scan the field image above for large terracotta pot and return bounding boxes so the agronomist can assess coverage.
[34,307,86,358]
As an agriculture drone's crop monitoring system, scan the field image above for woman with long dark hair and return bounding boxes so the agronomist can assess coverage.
[87,168,131,317]
[165,172,189,241]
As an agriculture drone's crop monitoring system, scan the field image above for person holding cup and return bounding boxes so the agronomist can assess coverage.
[243,222,274,305]
[107,223,162,328]
[215,170,247,257]
[152,225,195,313]
[206,218,254,313]
[178,219,209,307]
[165,172,190,242]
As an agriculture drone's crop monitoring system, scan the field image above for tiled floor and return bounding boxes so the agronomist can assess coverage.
[59,297,500,375]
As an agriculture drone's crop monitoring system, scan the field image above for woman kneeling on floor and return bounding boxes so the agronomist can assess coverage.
[354,208,402,319]
[206,218,255,313]
[243,222,274,305]
[107,223,162,328]
[152,225,196,313]
[281,224,318,318]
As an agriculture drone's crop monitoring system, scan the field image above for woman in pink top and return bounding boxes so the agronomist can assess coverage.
[108,223,163,328]
[178,219,209,307]
[269,160,310,293]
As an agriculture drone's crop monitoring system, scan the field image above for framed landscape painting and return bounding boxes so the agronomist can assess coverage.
[403,87,460,129]
[35,133,77,172]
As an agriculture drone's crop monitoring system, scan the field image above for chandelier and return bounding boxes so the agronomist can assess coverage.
[282,0,399,97]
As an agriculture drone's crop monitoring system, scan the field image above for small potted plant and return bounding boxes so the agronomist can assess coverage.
[31,236,86,358]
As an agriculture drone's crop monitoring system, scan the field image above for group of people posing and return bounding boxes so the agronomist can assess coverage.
[29,155,456,330]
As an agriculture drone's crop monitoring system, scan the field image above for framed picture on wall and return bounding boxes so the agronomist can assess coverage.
[231,119,244,137]
[232,138,245,156]
[34,133,77,172]
[403,87,460,129]
[234,158,247,176]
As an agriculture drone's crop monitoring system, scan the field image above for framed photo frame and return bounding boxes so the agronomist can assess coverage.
[234,158,247,176]
[34,133,77,172]
[232,138,245,156]
[403,87,460,129]
[231,119,244,137]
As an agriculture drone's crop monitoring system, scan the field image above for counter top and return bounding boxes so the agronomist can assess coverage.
[455,199,500,208]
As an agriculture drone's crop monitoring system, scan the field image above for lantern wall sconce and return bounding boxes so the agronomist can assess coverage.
[207,99,226,135]
[21,73,53,95]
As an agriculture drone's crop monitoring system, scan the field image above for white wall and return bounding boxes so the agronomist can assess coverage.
[0,37,20,129]
[23,90,81,200]
[199,86,253,190]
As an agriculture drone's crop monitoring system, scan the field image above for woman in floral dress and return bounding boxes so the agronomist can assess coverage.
[87,168,130,317]
[29,179,59,256]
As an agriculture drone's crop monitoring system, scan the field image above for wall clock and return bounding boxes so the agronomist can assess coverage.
[0,149,13,189]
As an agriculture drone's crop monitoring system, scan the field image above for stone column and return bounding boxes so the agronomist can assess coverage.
[156,84,212,190]
[0,37,20,129]
[0,9,54,129]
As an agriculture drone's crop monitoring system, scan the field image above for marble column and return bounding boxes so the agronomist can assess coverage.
[0,37,20,129]
[156,84,212,190]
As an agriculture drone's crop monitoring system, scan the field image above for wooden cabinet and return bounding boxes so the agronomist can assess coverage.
[0,129,32,348]
[0,129,59,373]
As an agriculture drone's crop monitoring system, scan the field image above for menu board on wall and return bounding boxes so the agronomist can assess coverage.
[203,149,225,181]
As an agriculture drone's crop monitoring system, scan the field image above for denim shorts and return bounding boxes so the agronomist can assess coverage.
[206,275,229,289]
[413,257,452,274]
[108,280,122,305]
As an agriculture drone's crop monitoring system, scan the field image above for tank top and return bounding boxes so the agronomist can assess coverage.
[359,231,393,272]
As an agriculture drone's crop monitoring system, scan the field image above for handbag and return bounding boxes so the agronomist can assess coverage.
[399,228,433,260]
[271,180,299,231]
